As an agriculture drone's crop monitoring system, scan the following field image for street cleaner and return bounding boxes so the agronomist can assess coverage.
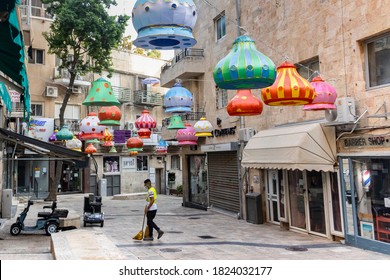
[143,179,164,241]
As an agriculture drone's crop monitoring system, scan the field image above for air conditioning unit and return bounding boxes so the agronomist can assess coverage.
[125,122,136,131]
[72,86,82,94]
[327,97,356,123]
[239,128,255,142]
[45,86,58,97]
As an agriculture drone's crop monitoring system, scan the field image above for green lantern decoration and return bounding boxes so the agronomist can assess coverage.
[82,78,120,106]
[213,35,276,90]
[167,115,185,130]
[56,125,74,141]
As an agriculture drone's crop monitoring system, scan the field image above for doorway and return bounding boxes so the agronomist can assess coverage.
[266,170,280,224]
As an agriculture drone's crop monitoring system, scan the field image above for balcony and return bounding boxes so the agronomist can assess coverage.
[53,68,91,88]
[133,90,163,107]
[112,86,132,103]
[160,112,206,140]
[160,48,205,87]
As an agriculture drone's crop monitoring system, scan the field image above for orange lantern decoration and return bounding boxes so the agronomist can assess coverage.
[227,89,263,116]
[85,142,97,154]
[98,106,122,126]
[102,127,114,147]
[126,137,144,155]
[261,62,316,106]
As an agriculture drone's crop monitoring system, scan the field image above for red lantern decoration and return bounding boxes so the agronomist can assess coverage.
[137,128,152,139]
[302,76,337,111]
[126,137,144,155]
[135,110,157,129]
[98,106,122,126]
[261,62,315,106]
[227,89,263,116]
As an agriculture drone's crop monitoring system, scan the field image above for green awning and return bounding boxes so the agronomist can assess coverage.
[0,0,30,119]
[0,82,12,112]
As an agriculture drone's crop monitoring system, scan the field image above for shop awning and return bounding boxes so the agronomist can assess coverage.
[0,128,89,167]
[242,122,337,172]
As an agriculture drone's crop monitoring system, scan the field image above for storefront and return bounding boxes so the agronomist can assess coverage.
[242,123,343,239]
[338,134,390,254]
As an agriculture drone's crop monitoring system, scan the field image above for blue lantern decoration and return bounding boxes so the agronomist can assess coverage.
[164,82,193,113]
[132,0,197,50]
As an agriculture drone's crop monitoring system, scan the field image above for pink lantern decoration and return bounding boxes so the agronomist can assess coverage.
[79,112,106,140]
[176,123,198,145]
[135,110,156,139]
[302,76,337,111]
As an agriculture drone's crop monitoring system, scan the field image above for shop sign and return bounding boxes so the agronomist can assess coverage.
[341,135,390,148]
[210,126,236,137]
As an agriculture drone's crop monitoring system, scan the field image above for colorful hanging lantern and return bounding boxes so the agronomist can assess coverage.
[135,110,157,129]
[56,125,74,141]
[302,76,337,111]
[213,35,276,90]
[85,142,97,154]
[167,115,185,129]
[261,62,316,106]
[176,123,198,145]
[194,117,213,137]
[82,78,120,106]
[66,136,82,151]
[79,112,106,140]
[156,139,168,154]
[137,128,152,139]
[132,0,197,50]
[164,82,193,113]
[98,106,122,126]
[102,128,114,147]
[227,89,263,116]
[109,146,117,153]
[126,137,144,155]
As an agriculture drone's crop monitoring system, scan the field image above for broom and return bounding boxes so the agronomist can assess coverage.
[133,212,146,240]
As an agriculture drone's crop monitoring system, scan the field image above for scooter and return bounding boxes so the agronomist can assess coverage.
[10,200,69,236]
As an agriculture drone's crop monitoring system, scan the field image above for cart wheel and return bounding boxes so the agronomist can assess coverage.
[100,221,104,227]
[45,222,59,236]
[10,223,21,236]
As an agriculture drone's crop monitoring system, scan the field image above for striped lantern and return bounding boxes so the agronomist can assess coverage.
[261,62,315,106]
[135,110,156,139]
[302,76,337,111]
[213,35,276,90]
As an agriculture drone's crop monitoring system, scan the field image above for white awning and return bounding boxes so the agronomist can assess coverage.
[242,123,337,172]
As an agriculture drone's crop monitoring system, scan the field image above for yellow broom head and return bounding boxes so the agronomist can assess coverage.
[133,230,143,240]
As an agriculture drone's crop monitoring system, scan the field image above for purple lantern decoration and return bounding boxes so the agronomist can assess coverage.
[164,81,193,113]
[176,123,198,145]
[132,0,197,50]
[303,76,337,111]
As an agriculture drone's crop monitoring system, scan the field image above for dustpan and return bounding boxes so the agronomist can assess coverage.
[133,213,146,240]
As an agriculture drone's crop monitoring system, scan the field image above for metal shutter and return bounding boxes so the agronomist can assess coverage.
[208,152,240,213]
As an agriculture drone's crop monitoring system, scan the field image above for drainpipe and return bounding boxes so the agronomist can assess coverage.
[236,0,245,219]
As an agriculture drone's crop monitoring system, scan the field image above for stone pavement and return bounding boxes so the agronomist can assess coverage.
[1,193,390,260]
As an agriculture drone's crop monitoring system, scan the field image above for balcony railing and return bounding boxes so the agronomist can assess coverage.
[112,86,132,103]
[162,112,206,127]
[161,48,204,73]
[134,90,163,107]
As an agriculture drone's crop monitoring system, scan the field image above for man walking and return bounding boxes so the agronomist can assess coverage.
[143,179,164,241]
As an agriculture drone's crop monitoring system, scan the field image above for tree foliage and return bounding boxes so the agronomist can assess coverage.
[40,0,129,200]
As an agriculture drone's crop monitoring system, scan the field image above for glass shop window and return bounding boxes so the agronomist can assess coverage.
[366,34,390,88]
[103,156,120,173]
[28,49,45,64]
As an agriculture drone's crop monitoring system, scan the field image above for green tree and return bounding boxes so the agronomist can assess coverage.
[118,35,133,51]
[41,0,129,201]
[147,50,162,59]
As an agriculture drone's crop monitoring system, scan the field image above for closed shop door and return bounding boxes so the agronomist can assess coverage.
[105,175,121,196]
[208,152,240,213]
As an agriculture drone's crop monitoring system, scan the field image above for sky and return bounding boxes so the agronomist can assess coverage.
[108,0,174,60]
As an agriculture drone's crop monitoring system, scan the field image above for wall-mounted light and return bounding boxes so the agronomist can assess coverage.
[217,117,222,127]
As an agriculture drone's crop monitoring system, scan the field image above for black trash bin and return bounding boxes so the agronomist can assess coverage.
[246,192,263,224]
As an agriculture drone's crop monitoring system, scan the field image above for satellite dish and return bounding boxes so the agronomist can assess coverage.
[325,109,337,122]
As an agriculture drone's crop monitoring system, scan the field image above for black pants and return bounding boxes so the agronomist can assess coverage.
[146,210,160,237]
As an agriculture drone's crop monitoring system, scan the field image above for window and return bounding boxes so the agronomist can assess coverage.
[30,0,53,19]
[31,103,43,117]
[215,12,226,40]
[216,86,228,109]
[296,58,320,81]
[366,34,390,88]
[171,155,181,170]
[28,49,44,64]
[137,156,148,171]
[55,104,80,120]
[103,156,120,173]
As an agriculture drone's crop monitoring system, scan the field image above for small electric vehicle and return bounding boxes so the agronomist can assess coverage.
[10,200,68,236]
[83,194,104,227]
